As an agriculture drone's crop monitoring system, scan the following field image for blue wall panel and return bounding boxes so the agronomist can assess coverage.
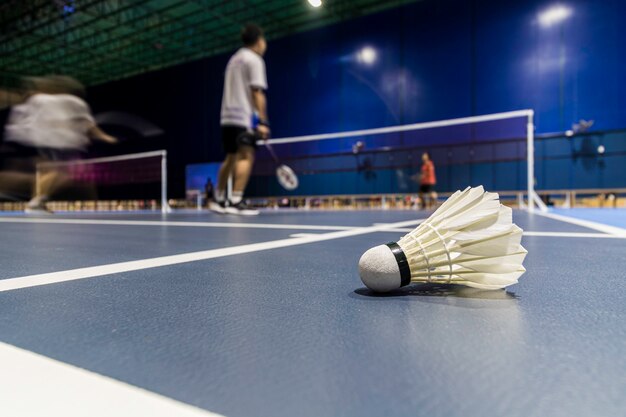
[449,164,471,191]
[470,163,495,190]
[494,162,522,191]
[541,159,572,190]
[604,156,626,188]
[87,0,626,196]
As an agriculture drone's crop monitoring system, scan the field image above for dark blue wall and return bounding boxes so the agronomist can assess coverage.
[267,0,626,136]
[88,0,626,196]
[245,129,626,197]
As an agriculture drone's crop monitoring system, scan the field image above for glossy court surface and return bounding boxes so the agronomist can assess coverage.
[0,209,624,417]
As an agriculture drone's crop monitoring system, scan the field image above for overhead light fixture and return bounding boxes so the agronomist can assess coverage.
[538,5,572,27]
[308,0,322,8]
[357,46,377,65]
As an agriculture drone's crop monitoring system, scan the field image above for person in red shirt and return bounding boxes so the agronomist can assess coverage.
[419,152,437,209]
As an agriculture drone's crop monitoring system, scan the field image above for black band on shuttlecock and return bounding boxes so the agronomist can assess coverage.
[386,242,411,287]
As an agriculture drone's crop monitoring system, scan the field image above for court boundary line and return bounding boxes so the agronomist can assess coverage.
[532,210,626,236]
[5,216,622,238]
[388,228,626,238]
[522,231,626,238]
[0,341,223,417]
[0,219,423,293]
[0,217,360,231]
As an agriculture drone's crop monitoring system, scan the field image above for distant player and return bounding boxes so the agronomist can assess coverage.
[419,152,437,209]
[210,24,269,216]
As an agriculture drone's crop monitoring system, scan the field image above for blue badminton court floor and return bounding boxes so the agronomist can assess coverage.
[0,209,624,417]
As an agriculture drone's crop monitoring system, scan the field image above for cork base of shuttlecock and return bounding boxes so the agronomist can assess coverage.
[358,244,405,292]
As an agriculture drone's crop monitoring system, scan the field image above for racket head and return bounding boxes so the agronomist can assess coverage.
[276,164,299,190]
[94,112,164,138]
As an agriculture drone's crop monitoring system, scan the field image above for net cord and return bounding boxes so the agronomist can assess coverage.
[36,150,167,169]
[264,110,533,145]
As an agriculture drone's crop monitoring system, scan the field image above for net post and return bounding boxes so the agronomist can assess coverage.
[161,151,169,214]
[563,191,571,209]
[526,110,548,213]
[527,110,535,213]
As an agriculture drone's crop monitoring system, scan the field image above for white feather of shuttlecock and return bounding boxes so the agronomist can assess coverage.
[396,186,527,289]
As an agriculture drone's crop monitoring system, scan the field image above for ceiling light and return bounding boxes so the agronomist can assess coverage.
[357,47,377,65]
[539,5,572,27]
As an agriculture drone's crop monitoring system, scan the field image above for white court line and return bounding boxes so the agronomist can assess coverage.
[522,231,626,239]
[0,341,222,417]
[533,210,626,237]
[0,217,357,231]
[367,228,626,238]
[0,219,422,293]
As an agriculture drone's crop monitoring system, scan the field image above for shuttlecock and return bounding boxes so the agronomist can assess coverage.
[359,186,527,292]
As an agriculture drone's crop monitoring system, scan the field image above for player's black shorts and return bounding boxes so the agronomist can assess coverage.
[222,125,256,154]
[420,184,434,193]
[37,148,83,162]
[0,142,82,172]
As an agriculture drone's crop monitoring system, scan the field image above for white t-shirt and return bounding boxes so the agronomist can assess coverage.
[220,48,268,129]
[5,93,94,151]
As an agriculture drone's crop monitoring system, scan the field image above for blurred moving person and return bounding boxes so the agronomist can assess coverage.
[419,152,437,210]
[3,76,116,213]
[210,24,269,216]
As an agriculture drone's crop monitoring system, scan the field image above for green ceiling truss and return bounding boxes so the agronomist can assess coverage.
[0,0,420,88]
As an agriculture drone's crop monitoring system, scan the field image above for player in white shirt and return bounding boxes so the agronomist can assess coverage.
[2,76,117,213]
[210,24,270,216]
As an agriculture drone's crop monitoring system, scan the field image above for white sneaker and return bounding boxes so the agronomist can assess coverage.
[209,200,227,214]
[25,205,54,214]
[225,201,259,216]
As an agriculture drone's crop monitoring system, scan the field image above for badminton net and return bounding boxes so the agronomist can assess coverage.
[250,110,544,211]
[35,150,168,212]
